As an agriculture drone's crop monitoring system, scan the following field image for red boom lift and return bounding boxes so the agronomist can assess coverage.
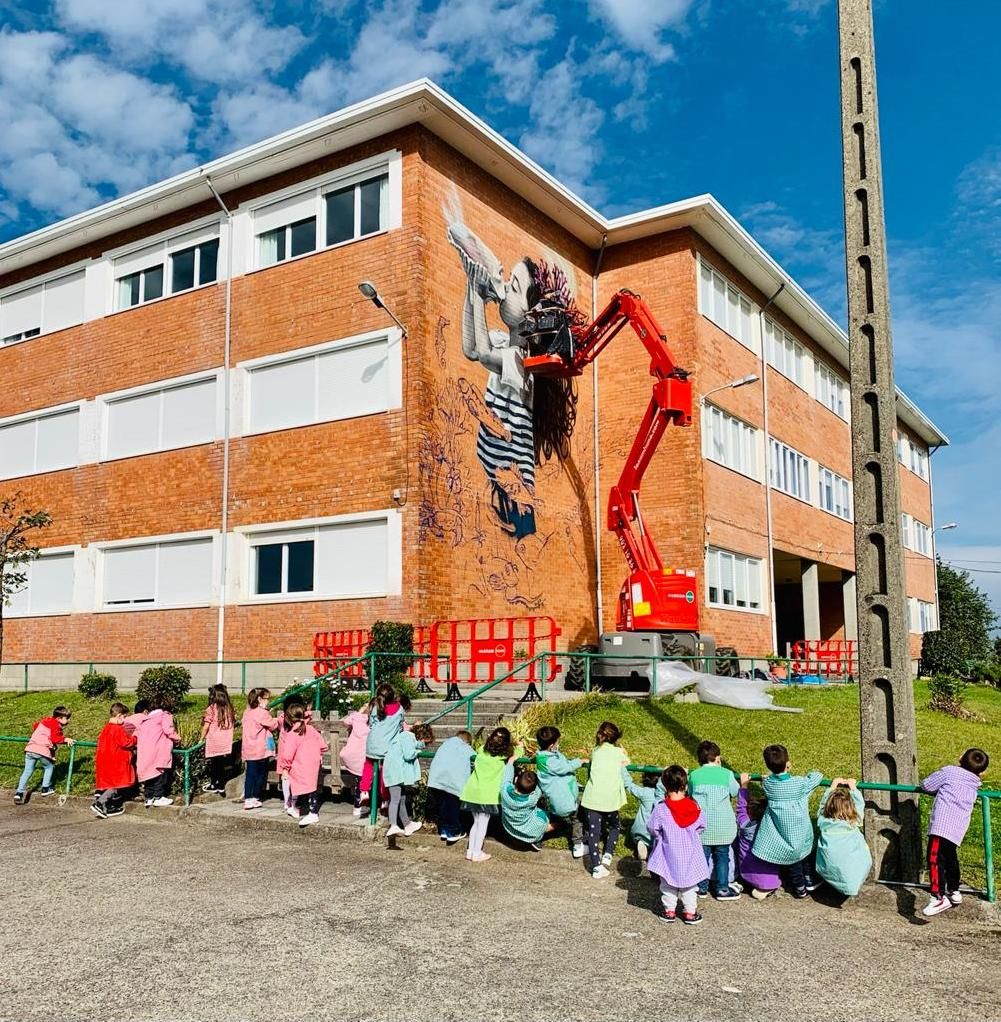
[524,289,716,684]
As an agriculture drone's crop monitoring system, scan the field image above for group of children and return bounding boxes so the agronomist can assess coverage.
[11,689,991,922]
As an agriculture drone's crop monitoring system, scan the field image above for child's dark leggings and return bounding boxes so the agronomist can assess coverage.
[144,770,172,801]
[927,835,960,897]
[584,809,620,869]
[244,758,269,801]
[207,755,228,791]
[296,790,320,815]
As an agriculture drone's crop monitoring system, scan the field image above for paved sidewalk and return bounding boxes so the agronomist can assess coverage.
[1,801,998,1022]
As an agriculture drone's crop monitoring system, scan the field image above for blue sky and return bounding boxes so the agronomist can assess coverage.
[1,0,998,618]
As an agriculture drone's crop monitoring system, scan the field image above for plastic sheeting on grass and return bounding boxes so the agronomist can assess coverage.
[652,661,802,713]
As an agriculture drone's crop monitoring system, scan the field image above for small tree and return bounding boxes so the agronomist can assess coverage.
[921,560,997,676]
[0,493,53,668]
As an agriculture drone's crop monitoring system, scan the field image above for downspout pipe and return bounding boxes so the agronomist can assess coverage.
[592,233,608,638]
[203,172,233,686]
[758,282,785,655]
[928,441,944,633]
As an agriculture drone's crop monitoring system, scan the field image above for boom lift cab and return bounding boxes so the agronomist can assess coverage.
[524,289,716,688]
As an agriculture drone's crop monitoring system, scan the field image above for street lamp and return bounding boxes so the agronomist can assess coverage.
[700,374,759,404]
[358,281,408,339]
[934,522,958,533]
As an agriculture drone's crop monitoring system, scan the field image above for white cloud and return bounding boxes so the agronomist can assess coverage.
[955,146,1001,261]
[586,0,693,61]
[0,29,194,218]
[54,0,306,85]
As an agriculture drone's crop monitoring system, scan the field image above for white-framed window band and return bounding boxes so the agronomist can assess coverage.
[6,512,402,618]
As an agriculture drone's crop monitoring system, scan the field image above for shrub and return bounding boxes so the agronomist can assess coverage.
[136,664,192,708]
[967,659,1001,687]
[78,671,118,700]
[927,673,968,716]
[368,620,415,682]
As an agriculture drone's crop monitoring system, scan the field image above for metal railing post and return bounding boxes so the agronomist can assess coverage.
[650,656,656,695]
[241,661,247,694]
[368,653,376,697]
[540,658,547,701]
[982,795,995,903]
[314,677,322,713]
[466,698,473,731]
[183,750,191,806]
[23,664,28,694]
[64,742,76,795]
[369,762,380,826]
[585,654,591,694]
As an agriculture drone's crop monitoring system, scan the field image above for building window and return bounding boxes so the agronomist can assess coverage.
[764,317,805,388]
[698,260,758,352]
[170,239,220,294]
[247,517,390,601]
[909,442,928,480]
[705,546,762,611]
[245,336,390,435]
[818,466,852,521]
[909,597,937,634]
[902,513,931,556]
[254,539,315,596]
[6,552,75,616]
[769,438,811,502]
[0,408,79,480]
[702,403,759,479]
[105,377,217,460]
[113,226,221,311]
[254,170,389,269]
[815,361,849,420]
[102,538,213,608]
[1,270,85,344]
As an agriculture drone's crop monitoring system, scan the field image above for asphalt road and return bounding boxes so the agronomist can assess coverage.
[1,802,998,1022]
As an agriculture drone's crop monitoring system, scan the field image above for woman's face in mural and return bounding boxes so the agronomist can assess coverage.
[499,259,533,337]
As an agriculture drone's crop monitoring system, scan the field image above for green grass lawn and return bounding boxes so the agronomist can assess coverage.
[518,680,1000,890]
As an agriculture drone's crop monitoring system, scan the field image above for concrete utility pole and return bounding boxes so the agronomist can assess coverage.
[837,0,921,881]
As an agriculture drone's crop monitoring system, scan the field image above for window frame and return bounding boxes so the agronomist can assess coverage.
[815,359,850,421]
[0,401,82,481]
[705,546,764,614]
[763,316,806,389]
[248,153,397,273]
[96,532,217,613]
[701,402,760,481]
[107,217,224,315]
[768,437,812,503]
[697,256,759,354]
[0,262,88,346]
[98,368,222,462]
[4,547,77,618]
[251,537,317,597]
[817,465,853,521]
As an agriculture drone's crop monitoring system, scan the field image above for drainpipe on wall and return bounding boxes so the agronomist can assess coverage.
[591,233,608,637]
[928,442,944,631]
[758,282,785,655]
[203,173,233,686]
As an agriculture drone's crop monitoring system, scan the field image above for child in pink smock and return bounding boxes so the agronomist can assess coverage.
[276,694,313,815]
[241,688,277,810]
[200,685,236,795]
[278,705,328,828]
[136,698,181,808]
[340,703,370,816]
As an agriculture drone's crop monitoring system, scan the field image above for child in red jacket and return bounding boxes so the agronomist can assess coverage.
[14,706,74,803]
[92,703,138,819]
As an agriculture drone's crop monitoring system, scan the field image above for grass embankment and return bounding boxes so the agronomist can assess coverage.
[518,681,1001,888]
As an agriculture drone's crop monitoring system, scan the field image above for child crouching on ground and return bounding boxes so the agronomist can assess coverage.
[278,704,329,828]
[383,723,434,838]
[921,748,990,917]
[92,702,137,818]
[534,726,585,857]
[735,774,781,899]
[815,778,871,897]
[621,766,661,862]
[580,721,629,879]
[500,758,554,850]
[752,744,823,897]
[428,730,473,843]
[137,697,181,808]
[647,765,710,925]
[14,706,75,803]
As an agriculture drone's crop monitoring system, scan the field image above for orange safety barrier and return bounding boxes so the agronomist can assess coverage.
[790,639,857,678]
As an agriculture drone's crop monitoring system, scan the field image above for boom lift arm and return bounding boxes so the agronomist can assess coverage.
[524,289,698,632]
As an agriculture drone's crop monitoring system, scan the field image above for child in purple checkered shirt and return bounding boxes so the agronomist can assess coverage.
[921,748,989,917]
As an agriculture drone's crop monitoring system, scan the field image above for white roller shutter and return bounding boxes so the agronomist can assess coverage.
[316,519,388,597]
[0,419,34,478]
[34,410,79,473]
[107,391,159,459]
[103,545,156,605]
[1,285,43,337]
[317,339,388,422]
[43,272,85,333]
[249,355,314,433]
[26,554,75,614]
[253,191,316,234]
[113,243,164,280]
[158,539,213,606]
[162,379,216,449]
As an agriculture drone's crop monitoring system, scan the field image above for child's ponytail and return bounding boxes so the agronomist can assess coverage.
[374,682,397,721]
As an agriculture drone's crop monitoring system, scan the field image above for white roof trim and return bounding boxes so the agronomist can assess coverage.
[0,79,946,446]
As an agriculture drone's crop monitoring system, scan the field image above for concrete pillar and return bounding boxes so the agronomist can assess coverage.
[801,559,821,640]
[842,571,858,640]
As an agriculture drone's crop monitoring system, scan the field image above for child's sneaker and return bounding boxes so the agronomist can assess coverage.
[39,787,55,797]
[681,911,703,926]
[105,806,126,818]
[404,821,422,836]
[298,813,319,828]
[792,887,809,899]
[922,895,951,917]
[592,864,610,879]
[386,824,405,838]
[656,906,676,923]
[13,792,24,805]
[91,802,108,819]
[243,798,262,810]
[714,886,741,901]
[572,843,587,859]
[352,806,365,817]
[446,832,466,845]
[151,797,173,808]
[145,799,155,808]
[750,887,773,901]
[948,891,963,906]
[286,806,300,819]
[601,852,613,868]
[696,887,709,899]
[803,875,822,892]
[730,880,744,893]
